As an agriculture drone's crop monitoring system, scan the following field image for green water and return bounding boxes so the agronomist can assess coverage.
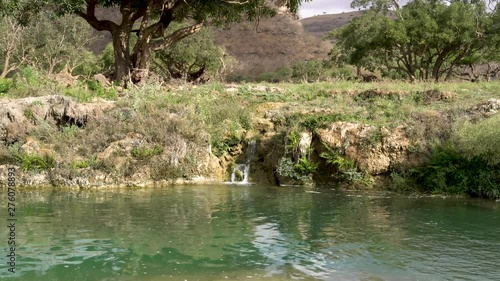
[1,185,500,281]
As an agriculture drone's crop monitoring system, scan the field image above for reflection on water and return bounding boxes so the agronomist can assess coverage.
[0,186,500,280]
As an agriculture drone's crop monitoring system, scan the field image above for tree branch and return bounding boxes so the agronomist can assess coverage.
[150,22,204,52]
[76,0,117,31]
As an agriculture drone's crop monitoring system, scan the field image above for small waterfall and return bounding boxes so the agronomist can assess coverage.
[229,140,257,185]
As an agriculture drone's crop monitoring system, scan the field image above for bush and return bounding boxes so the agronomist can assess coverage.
[0,78,13,93]
[13,153,56,172]
[412,142,500,199]
[64,81,117,102]
[152,24,224,82]
[131,146,163,159]
[455,115,500,165]
[292,60,324,82]
[320,144,370,184]
[405,115,500,199]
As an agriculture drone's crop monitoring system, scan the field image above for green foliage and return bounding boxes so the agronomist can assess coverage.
[292,60,324,82]
[152,24,225,82]
[23,108,34,120]
[131,146,163,159]
[63,81,117,102]
[286,130,301,151]
[70,157,97,170]
[235,51,356,83]
[256,67,293,83]
[0,78,13,93]
[411,142,500,199]
[60,125,80,139]
[7,141,58,173]
[331,0,496,81]
[320,144,370,184]
[98,43,115,73]
[276,154,317,185]
[277,130,318,185]
[295,154,318,175]
[13,153,56,172]
[1,0,309,82]
[13,12,98,75]
[211,136,231,157]
[300,114,344,130]
[455,115,500,165]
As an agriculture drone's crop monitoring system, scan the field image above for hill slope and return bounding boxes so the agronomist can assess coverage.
[300,11,365,38]
[214,13,331,78]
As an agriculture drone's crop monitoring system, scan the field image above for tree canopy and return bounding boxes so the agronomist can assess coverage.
[331,0,500,81]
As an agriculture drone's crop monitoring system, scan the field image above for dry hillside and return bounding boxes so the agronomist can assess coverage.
[300,10,365,38]
[214,13,331,78]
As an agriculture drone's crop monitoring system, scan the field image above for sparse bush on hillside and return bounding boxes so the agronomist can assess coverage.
[0,78,13,94]
[23,13,98,75]
[238,60,354,83]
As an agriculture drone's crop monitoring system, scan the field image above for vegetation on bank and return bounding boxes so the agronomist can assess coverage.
[391,116,500,199]
[0,70,499,198]
[0,0,498,199]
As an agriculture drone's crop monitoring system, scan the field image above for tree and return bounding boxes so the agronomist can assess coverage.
[2,0,308,83]
[23,13,98,75]
[152,23,226,83]
[331,0,496,82]
[0,17,28,78]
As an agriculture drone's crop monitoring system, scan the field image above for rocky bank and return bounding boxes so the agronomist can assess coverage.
[0,90,499,188]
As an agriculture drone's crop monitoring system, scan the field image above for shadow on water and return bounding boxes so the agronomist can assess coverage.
[1,186,499,280]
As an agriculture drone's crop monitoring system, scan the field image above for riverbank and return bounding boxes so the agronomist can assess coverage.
[0,78,499,198]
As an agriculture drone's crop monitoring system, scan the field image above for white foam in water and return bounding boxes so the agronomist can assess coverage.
[228,140,256,185]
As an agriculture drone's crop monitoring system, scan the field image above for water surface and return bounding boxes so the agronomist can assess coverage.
[1,185,499,280]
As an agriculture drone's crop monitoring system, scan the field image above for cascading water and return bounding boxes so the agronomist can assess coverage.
[229,140,257,185]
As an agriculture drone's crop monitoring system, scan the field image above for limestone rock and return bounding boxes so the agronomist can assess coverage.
[93,74,111,87]
[252,117,274,133]
[0,95,114,144]
[316,122,415,175]
[97,132,145,160]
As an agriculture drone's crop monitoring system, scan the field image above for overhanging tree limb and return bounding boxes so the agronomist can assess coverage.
[150,22,204,51]
[76,0,117,31]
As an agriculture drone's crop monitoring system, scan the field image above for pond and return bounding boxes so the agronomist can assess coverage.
[1,185,499,280]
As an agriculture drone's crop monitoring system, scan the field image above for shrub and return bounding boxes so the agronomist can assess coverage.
[455,114,500,165]
[412,142,500,199]
[320,144,370,185]
[13,153,56,172]
[70,157,97,170]
[0,78,13,93]
[64,81,117,102]
[131,146,163,159]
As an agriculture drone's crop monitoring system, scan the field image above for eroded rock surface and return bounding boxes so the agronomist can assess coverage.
[0,95,114,144]
[316,122,417,175]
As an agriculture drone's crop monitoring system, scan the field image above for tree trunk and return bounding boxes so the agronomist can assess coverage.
[1,51,12,78]
[111,28,132,82]
[131,43,152,83]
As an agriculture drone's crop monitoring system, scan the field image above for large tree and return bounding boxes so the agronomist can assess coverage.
[2,0,307,82]
[332,0,497,82]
